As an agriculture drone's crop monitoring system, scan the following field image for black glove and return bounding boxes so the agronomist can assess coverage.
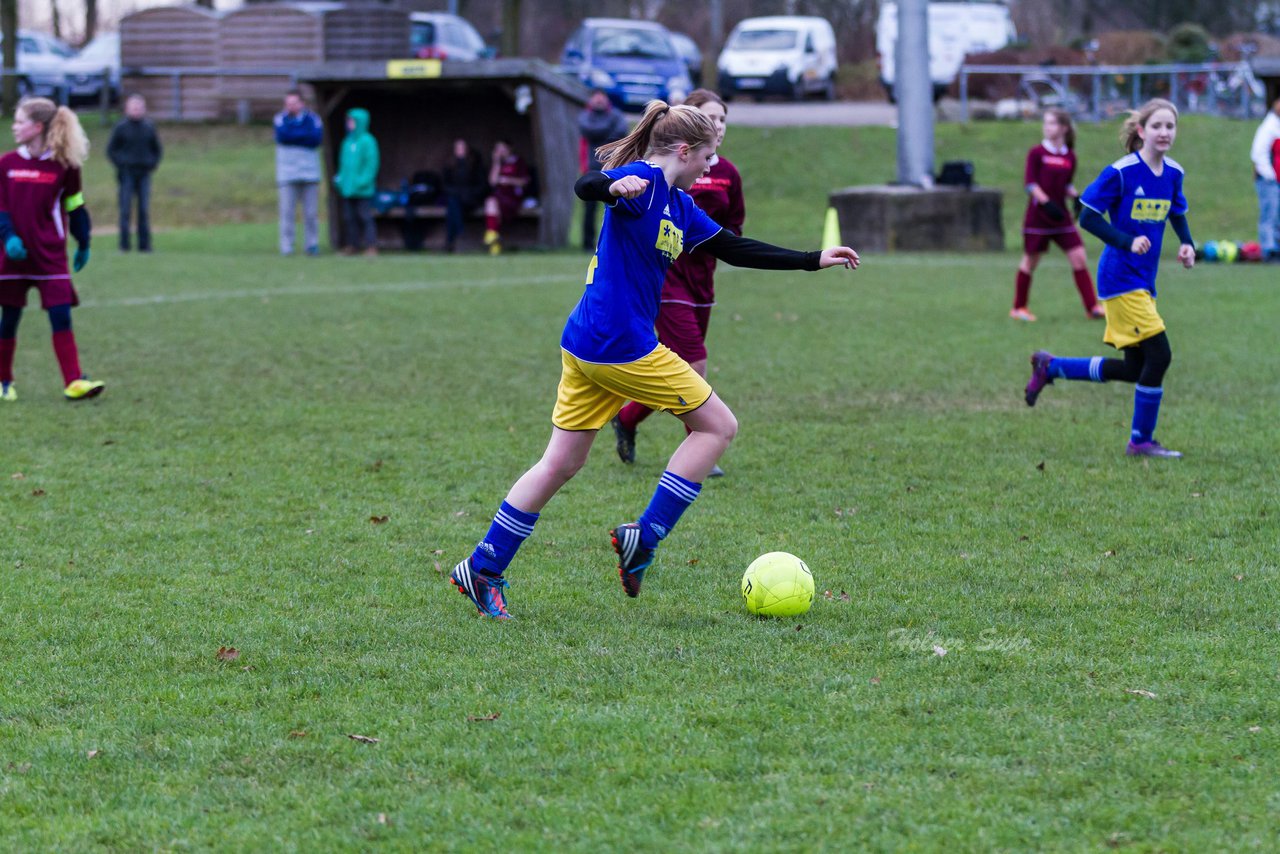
[1041,200,1068,223]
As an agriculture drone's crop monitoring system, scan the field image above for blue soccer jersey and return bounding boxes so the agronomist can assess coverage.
[1080,152,1188,299]
[561,161,723,364]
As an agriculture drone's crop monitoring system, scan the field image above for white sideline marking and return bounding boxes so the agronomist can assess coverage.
[79,273,570,309]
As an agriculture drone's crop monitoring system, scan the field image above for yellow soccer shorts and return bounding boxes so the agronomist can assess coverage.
[552,345,713,431]
[1102,290,1166,350]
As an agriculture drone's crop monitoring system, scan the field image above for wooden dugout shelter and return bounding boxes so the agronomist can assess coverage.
[299,58,592,251]
[120,2,411,121]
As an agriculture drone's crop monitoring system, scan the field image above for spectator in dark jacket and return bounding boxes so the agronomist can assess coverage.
[106,94,162,252]
[577,89,628,251]
[440,138,487,252]
[275,89,324,256]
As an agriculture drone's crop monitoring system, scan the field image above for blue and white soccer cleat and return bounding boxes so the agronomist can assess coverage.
[610,523,655,598]
[450,558,512,619]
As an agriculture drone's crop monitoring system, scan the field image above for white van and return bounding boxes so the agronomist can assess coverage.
[877,1,1016,101]
[717,16,838,101]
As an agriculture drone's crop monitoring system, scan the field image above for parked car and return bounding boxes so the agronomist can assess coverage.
[876,1,1016,102]
[60,32,120,105]
[717,16,838,101]
[560,18,692,112]
[410,12,493,61]
[669,31,703,88]
[0,29,77,99]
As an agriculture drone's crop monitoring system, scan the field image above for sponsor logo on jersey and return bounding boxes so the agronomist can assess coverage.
[1129,198,1170,221]
[7,168,57,184]
[655,218,684,261]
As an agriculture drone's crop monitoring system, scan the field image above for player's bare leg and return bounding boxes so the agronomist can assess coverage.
[668,392,737,482]
[505,427,597,513]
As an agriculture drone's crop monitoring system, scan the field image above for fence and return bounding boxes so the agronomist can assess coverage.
[958,61,1266,123]
[0,66,302,124]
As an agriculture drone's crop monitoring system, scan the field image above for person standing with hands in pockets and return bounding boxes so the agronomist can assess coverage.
[1025,99,1195,459]
[446,100,859,620]
[0,98,103,402]
[106,93,161,253]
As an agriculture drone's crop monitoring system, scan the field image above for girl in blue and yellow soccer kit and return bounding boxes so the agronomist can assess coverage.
[1024,99,1196,458]
[448,100,860,619]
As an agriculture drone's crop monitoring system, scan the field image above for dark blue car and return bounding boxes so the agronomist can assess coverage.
[561,18,692,112]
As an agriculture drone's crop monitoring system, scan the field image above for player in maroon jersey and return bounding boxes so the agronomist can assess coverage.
[482,139,531,256]
[611,90,745,476]
[1012,108,1104,322]
[0,98,101,403]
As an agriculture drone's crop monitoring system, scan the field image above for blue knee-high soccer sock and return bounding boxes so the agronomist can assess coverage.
[1049,356,1106,382]
[1131,385,1163,443]
[637,471,702,549]
[470,500,539,577]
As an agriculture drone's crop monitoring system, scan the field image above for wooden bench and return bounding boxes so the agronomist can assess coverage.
[372,203,542,252]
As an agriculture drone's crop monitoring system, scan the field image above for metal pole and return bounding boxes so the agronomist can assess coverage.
[895,0,933,186]
[959,67,968,122]
[1131,71,1140,107]
[1091,71,1101,121]
[706,0,723,92]
[172,72,182,121]
[98,66,110,126]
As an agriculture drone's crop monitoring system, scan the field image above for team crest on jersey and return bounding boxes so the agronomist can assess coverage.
[1129,198,1170,221]
[655,219,684,261]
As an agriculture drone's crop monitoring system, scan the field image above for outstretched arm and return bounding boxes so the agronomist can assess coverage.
[700,231,858,271]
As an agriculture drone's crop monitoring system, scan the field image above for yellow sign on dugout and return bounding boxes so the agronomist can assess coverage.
[386,60,443,79]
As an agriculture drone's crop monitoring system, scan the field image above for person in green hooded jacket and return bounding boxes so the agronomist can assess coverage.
[333,108,380,255]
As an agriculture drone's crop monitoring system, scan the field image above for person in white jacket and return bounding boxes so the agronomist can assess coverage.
[1249,98,1280,260]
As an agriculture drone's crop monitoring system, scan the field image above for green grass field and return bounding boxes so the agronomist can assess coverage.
[1,115,1277,850]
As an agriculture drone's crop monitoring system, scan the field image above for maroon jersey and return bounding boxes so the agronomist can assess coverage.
[492,155,529,209]
[0,147,79,279]
[1022,142,1077,235]
[661,155,744,306]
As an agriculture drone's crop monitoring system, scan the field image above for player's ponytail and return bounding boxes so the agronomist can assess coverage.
[1121,98,1177,154]
[596,99,717,171]
[19,98,89,169]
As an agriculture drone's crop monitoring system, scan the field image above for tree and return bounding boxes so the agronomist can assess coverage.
[85,0,98,45]
[1,0,16,115]
[501,0,522,57]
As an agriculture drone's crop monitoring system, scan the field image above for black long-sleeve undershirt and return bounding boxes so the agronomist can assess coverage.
[1078,207,1134,250]
[69,207,91,248]
[573,171,821,270]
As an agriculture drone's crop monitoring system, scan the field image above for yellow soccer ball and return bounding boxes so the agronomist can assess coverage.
[741,552,814,617]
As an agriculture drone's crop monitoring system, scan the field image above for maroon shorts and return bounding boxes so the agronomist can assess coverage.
[655,301,711,364]
[1023,228,1084,255]
[492,192,523,226]
[0,276,79,310]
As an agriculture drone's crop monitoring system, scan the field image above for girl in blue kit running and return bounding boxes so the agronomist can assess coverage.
[1024,99,1196,458]
[448,100,860,619]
